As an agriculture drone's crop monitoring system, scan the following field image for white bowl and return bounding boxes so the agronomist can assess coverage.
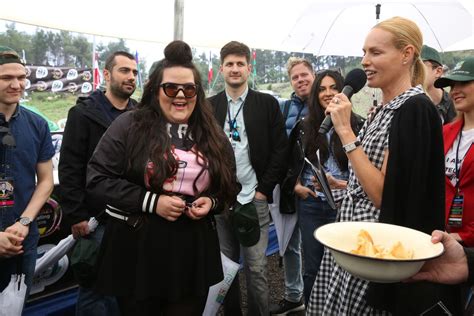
[314,221,444,283]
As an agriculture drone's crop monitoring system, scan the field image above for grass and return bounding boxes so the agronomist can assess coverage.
[23,92,77,124]
[23,89,143,124]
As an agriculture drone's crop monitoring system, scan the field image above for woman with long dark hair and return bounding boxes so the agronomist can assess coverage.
[281,70,364,303]
[86,40,239,315]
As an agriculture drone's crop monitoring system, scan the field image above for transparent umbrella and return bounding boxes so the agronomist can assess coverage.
[34,217,99,277]
[269,185,298,256]
[0,274,26,316]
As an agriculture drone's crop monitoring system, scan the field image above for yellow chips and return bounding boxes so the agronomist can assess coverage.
[350,229,414,259]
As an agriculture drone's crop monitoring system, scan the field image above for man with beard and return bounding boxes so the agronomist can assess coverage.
[209,41,288,316]
[59,51,137,316]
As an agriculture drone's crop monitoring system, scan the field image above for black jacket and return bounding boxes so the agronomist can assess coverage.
[208,89,288,203]
[367,93,461,315]
[59,90,136,226]
[280,114,365,214]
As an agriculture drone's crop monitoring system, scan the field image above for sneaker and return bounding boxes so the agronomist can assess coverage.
[269,298,305,315]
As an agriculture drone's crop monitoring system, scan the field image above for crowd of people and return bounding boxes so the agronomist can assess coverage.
[0,14,473,316]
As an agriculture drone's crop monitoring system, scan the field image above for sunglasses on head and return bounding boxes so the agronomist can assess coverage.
[0,126,16,147]
[160,83,198,98]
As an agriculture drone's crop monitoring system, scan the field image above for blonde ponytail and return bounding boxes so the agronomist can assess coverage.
[375,17,424,88]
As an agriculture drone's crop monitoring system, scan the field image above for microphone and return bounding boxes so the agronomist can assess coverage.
[318,68,367,134]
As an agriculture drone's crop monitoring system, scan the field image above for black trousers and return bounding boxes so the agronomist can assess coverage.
[117,294,207,316]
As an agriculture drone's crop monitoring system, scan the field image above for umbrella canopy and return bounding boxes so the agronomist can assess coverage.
[282,0,474,56]
[0,274,26,316]
[1,0,472,55]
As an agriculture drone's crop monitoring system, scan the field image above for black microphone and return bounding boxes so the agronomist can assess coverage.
[318,68,367,134]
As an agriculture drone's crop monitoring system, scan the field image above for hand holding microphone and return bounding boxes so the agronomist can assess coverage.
[318,68,367,134]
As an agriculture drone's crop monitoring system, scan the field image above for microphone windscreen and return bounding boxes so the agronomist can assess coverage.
[344,68,367,94]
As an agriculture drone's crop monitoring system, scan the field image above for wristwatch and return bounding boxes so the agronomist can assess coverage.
[16,216,33,226]
[343,140,361,153]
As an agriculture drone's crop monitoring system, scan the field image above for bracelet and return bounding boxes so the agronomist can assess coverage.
[209,196,218,210]
[343,140,361,154]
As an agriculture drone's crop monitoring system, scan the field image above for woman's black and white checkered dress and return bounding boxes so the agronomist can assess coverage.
[307,86,425,315]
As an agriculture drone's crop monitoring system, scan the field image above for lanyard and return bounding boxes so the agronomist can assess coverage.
[454,129,474,191]
[454,130,462,190]
[227,99,245,132]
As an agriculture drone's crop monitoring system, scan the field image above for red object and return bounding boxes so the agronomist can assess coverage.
[208,51,213,85]
[93,52,101,90]
[443,118,474,246]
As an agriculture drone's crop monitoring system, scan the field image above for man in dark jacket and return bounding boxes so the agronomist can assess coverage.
[208,41,288,316]
[271,57,315,315]
[59,51,137,316]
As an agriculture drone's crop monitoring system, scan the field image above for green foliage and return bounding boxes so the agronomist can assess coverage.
[0,23,32,58]
[23,92,78,123]
[98,39,129,62]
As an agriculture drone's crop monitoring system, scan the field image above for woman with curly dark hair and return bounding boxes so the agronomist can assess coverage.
[280,69,364,303]
[86,40,240,315]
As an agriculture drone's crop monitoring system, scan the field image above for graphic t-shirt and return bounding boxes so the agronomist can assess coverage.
[445,128,474,186]
[144,123,210,196]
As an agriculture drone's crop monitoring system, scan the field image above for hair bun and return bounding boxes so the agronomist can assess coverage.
[164,40,193,64]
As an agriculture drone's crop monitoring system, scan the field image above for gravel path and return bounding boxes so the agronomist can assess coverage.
[218,253,306,315]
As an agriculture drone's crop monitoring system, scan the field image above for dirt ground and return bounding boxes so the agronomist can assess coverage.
[218,253,305,315]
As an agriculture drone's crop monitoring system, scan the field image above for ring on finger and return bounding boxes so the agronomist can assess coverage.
[334,98,340,104]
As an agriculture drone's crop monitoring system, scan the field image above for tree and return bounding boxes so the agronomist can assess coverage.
[0,23,32,60]
[61,31,76,66]
[98,39,129,63]
[30,29,48,65]
[46,31,63,66]
[72,36,92,68]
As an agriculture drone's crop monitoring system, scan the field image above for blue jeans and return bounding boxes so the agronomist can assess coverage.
[282,224,303,303]
[76,224,120,316]
[215,198,270,316]
[0,207,39,302]
[297,196,336,304]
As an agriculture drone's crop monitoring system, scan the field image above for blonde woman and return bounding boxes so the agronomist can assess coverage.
[307,17,461,315]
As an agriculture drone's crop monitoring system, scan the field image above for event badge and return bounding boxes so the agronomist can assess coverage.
[448,192,464,228]
[0,178,14,207]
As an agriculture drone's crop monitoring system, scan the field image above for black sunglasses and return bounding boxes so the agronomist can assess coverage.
[0,126,16,147]
[160,83,198,98]
[228,120,241,142]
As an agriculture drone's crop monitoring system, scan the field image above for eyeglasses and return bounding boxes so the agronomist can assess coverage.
[228,120,241,142]
[160,82,198,98]
[0,126,16,147]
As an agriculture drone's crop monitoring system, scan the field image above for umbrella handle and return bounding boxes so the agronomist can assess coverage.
[16,255,23,276]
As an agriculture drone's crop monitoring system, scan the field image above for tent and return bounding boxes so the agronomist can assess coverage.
[1,0,473,56]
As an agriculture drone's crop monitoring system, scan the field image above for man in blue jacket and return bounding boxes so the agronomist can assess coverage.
[208,41,288,316]
[59,51,137,316]
[271,57,315,315]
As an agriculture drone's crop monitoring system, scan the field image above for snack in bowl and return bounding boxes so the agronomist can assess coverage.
[314,222,444,283]
[350,229,414,259]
